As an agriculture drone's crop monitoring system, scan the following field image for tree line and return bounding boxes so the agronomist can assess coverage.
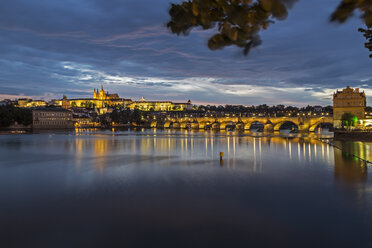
[0,105,32,128]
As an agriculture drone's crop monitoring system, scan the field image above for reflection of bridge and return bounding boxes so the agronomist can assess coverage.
[152,116,333,132]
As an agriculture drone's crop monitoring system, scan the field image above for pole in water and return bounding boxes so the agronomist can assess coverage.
[220,152,224,166]
[220,152,224,160]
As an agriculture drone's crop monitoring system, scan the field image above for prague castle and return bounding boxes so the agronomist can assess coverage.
[56,85,131,110]
[55,85,193,112]
[333,86,366,127]
[93,85,120,101]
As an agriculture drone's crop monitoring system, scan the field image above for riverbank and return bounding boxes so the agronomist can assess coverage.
[334,131,372,142]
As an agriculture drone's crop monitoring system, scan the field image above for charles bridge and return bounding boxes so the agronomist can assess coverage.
[151,116,334,132]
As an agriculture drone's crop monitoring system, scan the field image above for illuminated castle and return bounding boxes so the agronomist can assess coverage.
[56,85,131,110]
[93,85,119,100]
[56,85,193,112]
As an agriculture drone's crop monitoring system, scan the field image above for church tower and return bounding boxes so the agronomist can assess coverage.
[93,88,98,99]
[99,84,106,100]
[61,95,70,109]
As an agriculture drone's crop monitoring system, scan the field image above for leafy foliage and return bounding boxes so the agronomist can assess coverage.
[358,26,372,58]
[110,109,143,125]
[341,112,358,127]
[330,0,372,26]
[167,0,372,56]
[331,0,372,58]
[167,0,298,55]
[0,105,32,127]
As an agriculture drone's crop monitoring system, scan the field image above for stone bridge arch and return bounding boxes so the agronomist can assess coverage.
[211,122,220,130]
[164,121,172,128]
[180,122,189,129]
[273,121,299,132]
[220,121,236,130]
[199,121,212,129]
[170,122,181,129]
[309,121,333,132]
[247,120,267,131]
[180,121,199,129]
[150,121,157,128]
[236,122,246,130]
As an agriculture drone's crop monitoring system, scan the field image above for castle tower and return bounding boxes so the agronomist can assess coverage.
[99,85,106,100]
[62,95,70,109]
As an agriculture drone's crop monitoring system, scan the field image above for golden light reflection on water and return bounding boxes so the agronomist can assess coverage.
[71,129,369,185]
[70,130,333,172]
[333,140,369,184]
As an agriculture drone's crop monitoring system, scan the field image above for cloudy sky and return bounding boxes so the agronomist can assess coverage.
[0,0,371,106]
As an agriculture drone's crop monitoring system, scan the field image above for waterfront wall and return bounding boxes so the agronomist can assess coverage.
[334,131,372,142]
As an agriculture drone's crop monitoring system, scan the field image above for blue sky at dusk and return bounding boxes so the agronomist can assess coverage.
[0,0,371,106]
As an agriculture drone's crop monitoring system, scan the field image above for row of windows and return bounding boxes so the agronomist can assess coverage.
[34,112,71,117]
[35,118,72,121]
[334,102,364,107]
[35,121,71,125]
[335,95,364,99]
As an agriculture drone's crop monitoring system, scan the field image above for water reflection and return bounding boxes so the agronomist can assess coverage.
[333,141,368,184]
[334,148,367,184]
[69,129,338,172]
[0,129,372,247]
[70,129,371,187]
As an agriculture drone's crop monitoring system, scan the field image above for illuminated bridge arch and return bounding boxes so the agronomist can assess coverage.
[199,121,211,129]
[150,121,157,128]
[211,122,220,130]
[309,121,333,132]
[164,121,172,128]
[180,121,199,129]
[247,121,266,131]
[273,121,299,132]
[236,122,246,130]
[170,122,181,129]
[220,121,236,130]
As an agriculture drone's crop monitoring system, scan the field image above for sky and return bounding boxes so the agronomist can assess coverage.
[0,0,372,106]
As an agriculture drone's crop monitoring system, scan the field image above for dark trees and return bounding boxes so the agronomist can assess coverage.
[341,112,358,128]
[167,0,372,57]
[0,106,32,127]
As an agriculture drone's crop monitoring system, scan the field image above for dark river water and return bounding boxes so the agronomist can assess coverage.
[0,129,371,247]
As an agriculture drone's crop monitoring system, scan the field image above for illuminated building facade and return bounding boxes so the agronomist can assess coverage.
[333,86,366,127]
[129,97,193,111]
[55,86,193,112]
[17,99,47,108]
[93,85,119,100]
[56,85,132,109]
[32,108,74,129]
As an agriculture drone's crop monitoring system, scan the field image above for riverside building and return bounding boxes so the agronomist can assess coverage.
[333,86,366,128]
[32,107,74,129]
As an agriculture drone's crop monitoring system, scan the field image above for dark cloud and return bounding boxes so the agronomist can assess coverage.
[0,0,371,105]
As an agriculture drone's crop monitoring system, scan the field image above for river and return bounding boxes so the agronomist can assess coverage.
[0,129,371,247]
